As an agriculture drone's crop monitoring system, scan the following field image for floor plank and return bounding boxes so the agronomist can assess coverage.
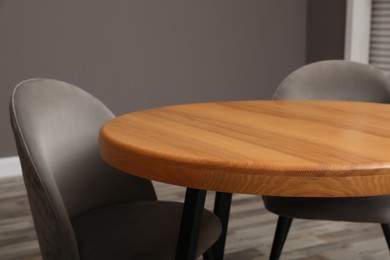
[0,176,388,259]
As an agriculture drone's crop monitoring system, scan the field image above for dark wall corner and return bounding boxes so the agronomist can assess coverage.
[306,0,347,63]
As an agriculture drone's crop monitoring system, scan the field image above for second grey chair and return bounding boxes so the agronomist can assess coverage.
[263,60,390,259]
[10,78,221,260]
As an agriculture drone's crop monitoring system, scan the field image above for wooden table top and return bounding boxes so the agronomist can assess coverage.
[99,100,390,197]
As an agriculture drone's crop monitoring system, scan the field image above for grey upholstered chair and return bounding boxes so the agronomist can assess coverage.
[263,60,390,260]
[10,78,221,260]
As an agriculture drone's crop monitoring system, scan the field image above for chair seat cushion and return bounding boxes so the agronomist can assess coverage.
[263,195,390,223]
[71,200,221,260]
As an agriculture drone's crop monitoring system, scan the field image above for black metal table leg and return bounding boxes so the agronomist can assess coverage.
[175,188,207,260]
[269,216,293,260]
[212,192,233,260]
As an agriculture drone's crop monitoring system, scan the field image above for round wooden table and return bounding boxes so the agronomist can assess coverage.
[99,100,390,260]
[100,100,390,197]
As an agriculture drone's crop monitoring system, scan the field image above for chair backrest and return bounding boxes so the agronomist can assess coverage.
[10,78,156,260]
[273,60,390,102]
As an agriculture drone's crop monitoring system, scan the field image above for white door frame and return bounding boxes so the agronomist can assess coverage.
[344,0,372,63]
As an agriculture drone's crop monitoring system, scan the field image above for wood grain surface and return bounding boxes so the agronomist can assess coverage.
[100,100,390,197]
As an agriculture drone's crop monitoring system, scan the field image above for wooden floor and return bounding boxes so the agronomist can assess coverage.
[0,176,388,260]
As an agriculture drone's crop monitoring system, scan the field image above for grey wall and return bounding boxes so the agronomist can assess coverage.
[0,0,307,157]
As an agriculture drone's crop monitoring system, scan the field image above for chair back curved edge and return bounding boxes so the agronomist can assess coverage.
[9,78,157,260]
[10,86,80,260]
[273,60,390,102]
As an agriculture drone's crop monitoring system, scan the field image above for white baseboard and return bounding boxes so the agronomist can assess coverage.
[0,156,22,178]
